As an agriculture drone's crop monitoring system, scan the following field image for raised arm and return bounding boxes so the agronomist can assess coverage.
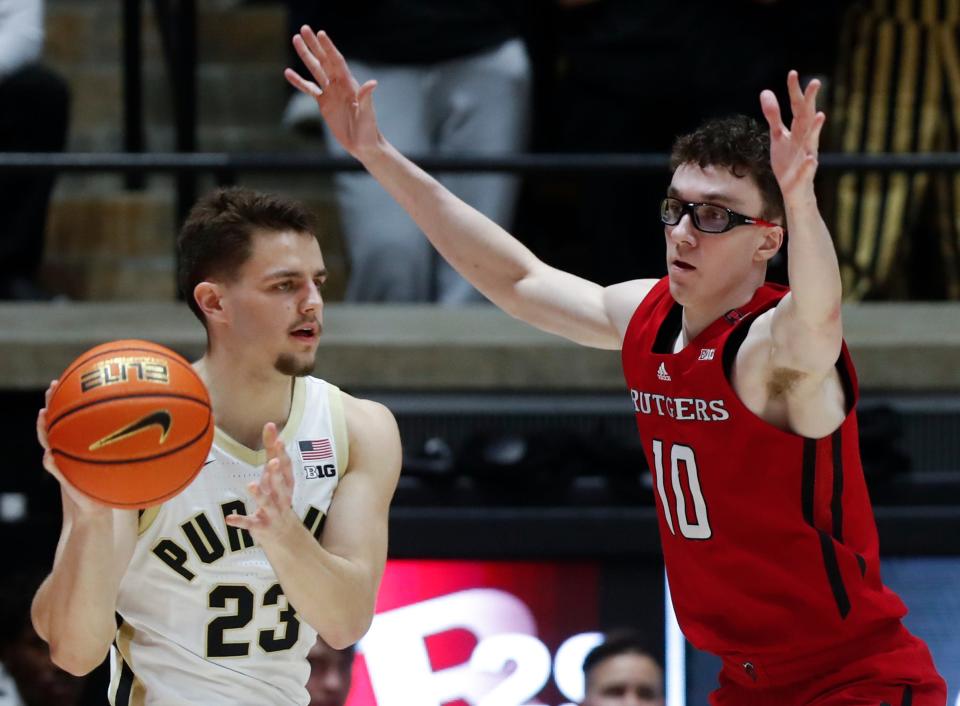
[225,396,401,648]
[284,26,652,350]
[31,382,138,676]
[761,71,843,375]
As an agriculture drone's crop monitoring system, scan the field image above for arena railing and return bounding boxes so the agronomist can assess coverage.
[3,150,960,218]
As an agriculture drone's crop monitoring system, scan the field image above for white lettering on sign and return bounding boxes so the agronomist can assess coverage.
[358,589,604,706]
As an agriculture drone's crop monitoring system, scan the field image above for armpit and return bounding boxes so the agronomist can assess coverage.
[767,367,807,398]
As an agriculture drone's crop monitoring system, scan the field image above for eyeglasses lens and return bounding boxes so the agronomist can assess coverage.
[661,199,681,225]
[693,204,730,233]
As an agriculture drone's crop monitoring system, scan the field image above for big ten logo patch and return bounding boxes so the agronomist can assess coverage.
[305,464,336,480]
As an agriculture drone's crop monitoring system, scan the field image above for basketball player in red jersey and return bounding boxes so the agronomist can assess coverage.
[288,27,947,705]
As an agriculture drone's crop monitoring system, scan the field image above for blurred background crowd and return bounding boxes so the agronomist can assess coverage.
[7,0,960,305]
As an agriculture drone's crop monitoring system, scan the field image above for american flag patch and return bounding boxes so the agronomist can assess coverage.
[299,439,333,462]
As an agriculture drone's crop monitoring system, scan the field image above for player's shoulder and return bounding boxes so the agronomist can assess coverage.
[339,391,395,422]
[603,277,663,341]
[339,392,400,451]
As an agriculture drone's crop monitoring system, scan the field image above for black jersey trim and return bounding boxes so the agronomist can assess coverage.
[115,654,135,706]
[901,684,913,706]
[806,438,852,619]
[652,302,684,354]
[802,439,817,525]
[818,529,851,619]
[831,429,845,543]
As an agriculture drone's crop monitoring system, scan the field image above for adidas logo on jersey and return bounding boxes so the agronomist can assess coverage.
[657,363,671,381]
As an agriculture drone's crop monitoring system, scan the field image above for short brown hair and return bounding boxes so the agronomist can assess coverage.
[582,629,661,684]
[670,115,785,227]
[177,187,318,325]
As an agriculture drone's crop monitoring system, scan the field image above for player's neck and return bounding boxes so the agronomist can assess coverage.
[679,280,762,346]
[193,355,295,450]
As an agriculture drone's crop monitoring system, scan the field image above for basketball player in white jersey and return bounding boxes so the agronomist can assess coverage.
[31,188,401,705]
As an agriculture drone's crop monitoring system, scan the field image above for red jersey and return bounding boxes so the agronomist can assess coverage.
[622,278,909,681]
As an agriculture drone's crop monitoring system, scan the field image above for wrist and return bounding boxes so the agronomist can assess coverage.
[783,189,818,215]
[356,135,391,169]
[69,504,114,529]
[255,507,303,549]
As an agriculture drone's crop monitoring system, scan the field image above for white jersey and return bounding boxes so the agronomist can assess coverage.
[109,377,348,706]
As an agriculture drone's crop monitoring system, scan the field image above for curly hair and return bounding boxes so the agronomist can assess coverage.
[177,187,318,326]
[670,115,785,227]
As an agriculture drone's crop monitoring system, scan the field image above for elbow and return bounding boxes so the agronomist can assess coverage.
[48,639,110,676]
[318,595,375,650]
[323,613,373,651]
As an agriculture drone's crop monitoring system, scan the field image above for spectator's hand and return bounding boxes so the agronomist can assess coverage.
[285,26,381,161]
[760,70,825,203]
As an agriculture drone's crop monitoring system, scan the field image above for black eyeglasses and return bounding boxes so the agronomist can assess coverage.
[660,197,779,234]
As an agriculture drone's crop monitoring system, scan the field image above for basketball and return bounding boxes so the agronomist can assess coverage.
[45,339,214,509]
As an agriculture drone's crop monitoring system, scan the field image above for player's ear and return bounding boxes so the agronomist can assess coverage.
[755,225,784,263]
[194,281,226,323]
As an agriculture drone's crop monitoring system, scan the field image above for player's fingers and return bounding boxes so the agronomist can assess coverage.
[247,479,267,507]
[300,26,331,74]
[357,80,377,110]
[786,70,803,119]
[37,409,50,449]
[299,25,329,62]
[269,456,293,499]
[261,457,279,491]
[45,379,58,406]
[803,78,821,114]
[284,68,323,100]
[272,441,294,491]
[808,111,826,153]
[759,90,787,138]
[316,31,351,86]
[262,422,279,460]
[292,34,330,87]
[265,470,284,502]
[42,450,63,479]
[225,511,259,531]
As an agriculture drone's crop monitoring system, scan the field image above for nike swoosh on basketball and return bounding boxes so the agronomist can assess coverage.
[89,410,173,451]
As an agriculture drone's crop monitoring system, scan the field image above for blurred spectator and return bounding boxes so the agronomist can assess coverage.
[0,571,85,706]
[283,1,531,304]
[827,0,960,299]
[305,637,354,706]
[581,630,664,706]
[0,0,69,300]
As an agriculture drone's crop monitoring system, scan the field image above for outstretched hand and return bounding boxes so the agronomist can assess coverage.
[285,26,381,161]
[225,422,296,539]
[760,71,825,202]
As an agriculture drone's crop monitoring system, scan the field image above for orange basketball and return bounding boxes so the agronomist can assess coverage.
[46,339,214,509]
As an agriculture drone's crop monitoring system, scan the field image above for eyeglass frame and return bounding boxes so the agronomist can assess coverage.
[660,197,780,234]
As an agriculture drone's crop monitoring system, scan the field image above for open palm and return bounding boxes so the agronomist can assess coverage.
[760,71,826,201]
[284,26,381,160]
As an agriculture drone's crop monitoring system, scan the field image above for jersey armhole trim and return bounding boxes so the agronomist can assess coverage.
[327,383,349,473]
[137,506,162,535]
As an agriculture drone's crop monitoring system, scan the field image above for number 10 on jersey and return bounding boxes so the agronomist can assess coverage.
[652,439,712,540]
